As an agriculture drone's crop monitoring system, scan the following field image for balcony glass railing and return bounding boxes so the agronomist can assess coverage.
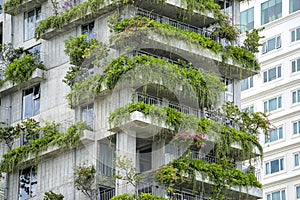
[136,8,229,46]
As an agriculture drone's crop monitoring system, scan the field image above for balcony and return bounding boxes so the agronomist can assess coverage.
[4,0,47,15]
[135,8,229,47]
[0,68,45,96]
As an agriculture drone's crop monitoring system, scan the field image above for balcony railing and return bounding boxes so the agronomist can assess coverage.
[136,8,229,46]
[134,92,205,119]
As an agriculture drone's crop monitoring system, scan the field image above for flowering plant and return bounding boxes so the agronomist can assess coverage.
[213,14,240,42]
[172,130,207,148]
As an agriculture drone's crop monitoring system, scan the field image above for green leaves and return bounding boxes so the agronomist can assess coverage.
[0,121,91,173]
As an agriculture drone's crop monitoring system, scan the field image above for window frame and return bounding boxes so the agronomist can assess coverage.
[241,76,253,91]
[240,7,254,33]
[264,96,282,112]
[261,0,282,25]
[294,152,300,167]
[24,7,41,41]
[263,66,282,83]
[293,120,300,134]
[81,103,94,129]
[22,84,41,119]
[296,185,300,199]
[290,0,300,13]
[292,89,300,104]
[265,126,283,143]
[292,58,300,73]
[81,21,95,40]
[266,189,286,200]
[262,36,281,54]
[265,157,285,175]
[19,166,37,200]
[291,27,300,42]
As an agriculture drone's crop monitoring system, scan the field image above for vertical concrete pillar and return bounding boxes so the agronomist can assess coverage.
[115,130,136,195]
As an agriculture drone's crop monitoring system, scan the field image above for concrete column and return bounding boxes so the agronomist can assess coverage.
[115,130,136,195]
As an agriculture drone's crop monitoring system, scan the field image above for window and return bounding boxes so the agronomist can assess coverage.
[261,0,282,25]
[19,166,37,200]
[26,45,41,62]
[265,158,284,175]
[290,0,300,13]
[265,127,283,143]
[291,27,300,42]
[293,120,300,134]
[295,153,299,167]
[263,66,281,83]
[240,7,254,33]
[23,85,40,119]
[241,76,253,91]
[24,7,41,41]
[262,36,281,54]
[292,58,300,73]
[81,103,94,129]
[242,105,254,112]
[292,89,300,104]
[82,21,95,40]
[99,142,115,177]
[266,190,286,200]
[297,186,300,199]
[224,78,233,102]
[264,96,282,112]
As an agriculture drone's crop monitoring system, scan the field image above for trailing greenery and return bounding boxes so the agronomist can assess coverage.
[63,35,109,87]
[34,0,221,39]
[108,102,266,159]
[44,191,64,200]
[66,54,225,108]
[3,0,22,12]
[0,43,44,88]
[156,157,262,199]
[0,120,91,173]
[112,16,259,71]
[111,193,169,200]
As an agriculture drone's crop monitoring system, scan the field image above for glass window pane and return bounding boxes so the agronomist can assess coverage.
[268,38,276,51]
[297,90,300,102]
[296,186,300,199]
[293,92,297,103]
[295,154,299,166]
[280,158,284,170]
[278,96,282,108]
[264,71,268,82]
[281,190,286,200]
[266,162,270,174]
[23,94,33,119]
[270,159,279,173]
[272,191,280,200]
[294,122,298,134]
[297,28,300,41]
[267,194,271,200]
[292,30,296,42]
[270,129,278,142]
[292,61,296,72]
[277,66,281,77]
[268,68,277,81]
[276,36,281,48]
[297,59,300,71]
[279,127,283,139]
[269,98,277,111]
[264,101,268,112]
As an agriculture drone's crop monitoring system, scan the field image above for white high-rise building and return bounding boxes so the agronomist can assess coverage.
[240,0,300,199]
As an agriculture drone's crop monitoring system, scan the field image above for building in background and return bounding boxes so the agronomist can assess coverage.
[0,0,265,199]
[240,0,300,199]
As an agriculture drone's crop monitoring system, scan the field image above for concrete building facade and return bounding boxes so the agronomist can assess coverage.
[0,0,265,199]
[240,0,300,199]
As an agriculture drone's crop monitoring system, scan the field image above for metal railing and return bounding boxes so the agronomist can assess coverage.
[134,92,204,119]
[190,151,219,164]
[136,8,229,46]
